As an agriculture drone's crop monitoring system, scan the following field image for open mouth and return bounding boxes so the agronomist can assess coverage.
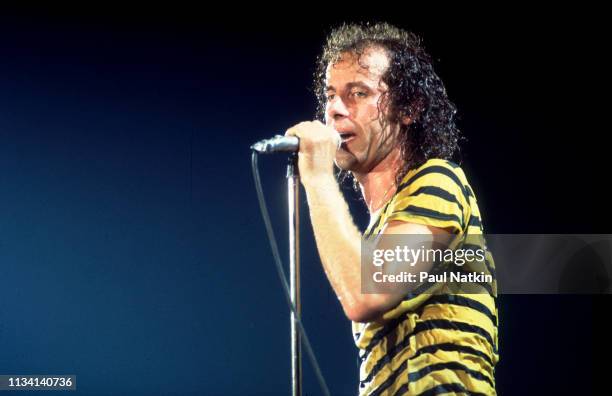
[339,132,356,143]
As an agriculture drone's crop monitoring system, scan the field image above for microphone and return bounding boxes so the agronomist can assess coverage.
[251,135,299,153]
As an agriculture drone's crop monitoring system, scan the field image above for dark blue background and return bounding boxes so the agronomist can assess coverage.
[0,9,603,395]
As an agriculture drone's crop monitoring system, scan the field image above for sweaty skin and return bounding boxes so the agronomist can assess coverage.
[286,47,450,322]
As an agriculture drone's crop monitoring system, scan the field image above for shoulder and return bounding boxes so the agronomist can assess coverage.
[395,159,474,204]
[384,159,476,234]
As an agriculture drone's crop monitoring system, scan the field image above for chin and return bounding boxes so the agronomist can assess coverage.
[334,151,359,171]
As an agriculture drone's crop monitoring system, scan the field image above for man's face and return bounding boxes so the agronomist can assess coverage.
[324,47,398,173]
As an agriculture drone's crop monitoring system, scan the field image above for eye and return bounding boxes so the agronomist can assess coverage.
[326,93,336,101]
[352,91,367,98]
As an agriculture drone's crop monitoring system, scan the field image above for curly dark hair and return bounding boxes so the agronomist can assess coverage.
[314,22,462,185]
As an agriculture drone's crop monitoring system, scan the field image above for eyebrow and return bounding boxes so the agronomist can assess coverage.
[325,81,375,92]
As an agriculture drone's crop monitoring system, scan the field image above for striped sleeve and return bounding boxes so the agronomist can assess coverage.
[386,160,470,234]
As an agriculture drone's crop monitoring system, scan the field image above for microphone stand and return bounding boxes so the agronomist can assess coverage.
[287,153,302,396]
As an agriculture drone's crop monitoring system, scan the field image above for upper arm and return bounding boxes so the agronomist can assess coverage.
[353,221,450,322]
[382,219,452,236]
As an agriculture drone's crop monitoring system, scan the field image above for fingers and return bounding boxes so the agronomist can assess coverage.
[285,121,339,148]
[282,121,338,182]
[285,121,313,138]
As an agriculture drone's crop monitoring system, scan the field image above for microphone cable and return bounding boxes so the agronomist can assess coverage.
[251,151,331,396]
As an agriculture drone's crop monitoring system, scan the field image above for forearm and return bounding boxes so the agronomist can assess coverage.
[283,121,410,321]
[303,176,443,322]
[303,175,365,318]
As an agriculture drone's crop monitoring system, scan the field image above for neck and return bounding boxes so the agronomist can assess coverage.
[354,147,403,217]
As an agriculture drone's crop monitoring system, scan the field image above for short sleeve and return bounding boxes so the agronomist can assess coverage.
[385,160,471,234]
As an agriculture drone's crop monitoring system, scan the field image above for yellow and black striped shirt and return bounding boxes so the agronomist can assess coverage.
[354,158,499,396]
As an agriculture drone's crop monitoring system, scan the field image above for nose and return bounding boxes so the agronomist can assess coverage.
[326,96,350,123]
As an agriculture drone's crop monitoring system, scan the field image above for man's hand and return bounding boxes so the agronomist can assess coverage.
[285,121,340,186]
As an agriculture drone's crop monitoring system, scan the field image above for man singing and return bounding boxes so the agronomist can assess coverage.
[285,23,498,395]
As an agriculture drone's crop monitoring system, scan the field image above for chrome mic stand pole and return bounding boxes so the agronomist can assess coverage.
[287,153,302,396]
